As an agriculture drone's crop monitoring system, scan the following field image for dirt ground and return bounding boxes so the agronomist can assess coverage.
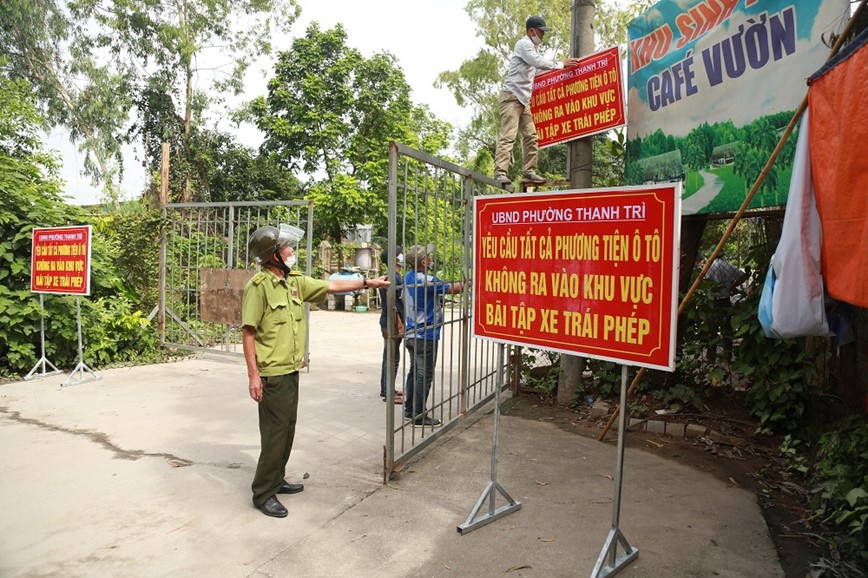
[501,390,821,578]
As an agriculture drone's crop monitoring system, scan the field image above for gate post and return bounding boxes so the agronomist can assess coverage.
[158,142,169,346]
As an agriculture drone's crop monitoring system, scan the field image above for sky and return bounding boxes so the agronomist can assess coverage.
[54,0,486,205]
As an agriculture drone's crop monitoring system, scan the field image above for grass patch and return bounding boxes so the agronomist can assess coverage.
[698,164,748,213]
[683,170,705,199]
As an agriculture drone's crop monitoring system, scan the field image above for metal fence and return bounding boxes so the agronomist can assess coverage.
[158,200,313,356]
[158,150,515,481]
[383,142,515,480]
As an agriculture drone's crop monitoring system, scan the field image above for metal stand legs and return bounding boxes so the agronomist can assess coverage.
[458,344,522,534]
[63,297,99,387]
[591,365,638,577]
[25,294,62,380]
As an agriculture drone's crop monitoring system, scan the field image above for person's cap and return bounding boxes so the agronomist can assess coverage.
[407,244,435,266]
[380,246,405,267]
[526,16,550,31]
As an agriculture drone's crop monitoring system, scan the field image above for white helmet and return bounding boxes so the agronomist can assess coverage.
[248,224,305,263]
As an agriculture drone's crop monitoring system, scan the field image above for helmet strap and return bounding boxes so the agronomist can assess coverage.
[265,250,290,277]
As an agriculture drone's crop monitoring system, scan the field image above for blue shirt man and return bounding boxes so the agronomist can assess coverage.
[403,244,464,426]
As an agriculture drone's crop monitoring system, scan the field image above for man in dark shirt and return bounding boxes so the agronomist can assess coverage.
[379,247,405,403]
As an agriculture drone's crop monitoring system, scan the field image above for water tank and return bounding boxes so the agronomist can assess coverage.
[328,270,364,295]
[354,247,372,272]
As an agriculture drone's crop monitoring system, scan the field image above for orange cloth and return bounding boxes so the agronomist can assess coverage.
[809,33,868,308]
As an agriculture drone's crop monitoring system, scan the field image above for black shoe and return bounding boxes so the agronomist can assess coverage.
[278,481,304,494]
[257,495,287,518]
[412,415,441,427]
[494,173,511,185]
[521,172,546,184]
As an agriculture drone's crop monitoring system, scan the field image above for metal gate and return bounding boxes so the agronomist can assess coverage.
[158,200,314,357]
[384,142,512,479]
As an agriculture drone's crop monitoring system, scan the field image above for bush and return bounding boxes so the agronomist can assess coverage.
[0,75,163,376]
[585,359,621,398]
[731,289,813,432]
[519,349,560,398]
[808,416,868,565]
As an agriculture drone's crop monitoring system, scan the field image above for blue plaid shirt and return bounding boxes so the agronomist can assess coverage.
[403,270,454,340]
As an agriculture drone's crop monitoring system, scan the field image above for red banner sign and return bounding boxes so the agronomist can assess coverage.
[472,186,681,371]
[531,46,626,148]
[31,225,92,296]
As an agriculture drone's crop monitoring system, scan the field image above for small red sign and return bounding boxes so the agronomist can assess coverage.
[531,46,626,148]
[472,186,681,371]
[30,225,92,296]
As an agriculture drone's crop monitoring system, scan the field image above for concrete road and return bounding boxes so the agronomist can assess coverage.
[0,309,782,577]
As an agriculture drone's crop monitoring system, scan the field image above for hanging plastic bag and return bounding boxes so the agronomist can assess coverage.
[758,263,780,338]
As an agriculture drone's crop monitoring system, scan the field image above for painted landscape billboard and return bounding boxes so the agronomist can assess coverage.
[625,0,849,214]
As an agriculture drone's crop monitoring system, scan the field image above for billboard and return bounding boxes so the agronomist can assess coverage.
[31,225,93,296]
[625,0,849,214]
[473,186,681,371]
[532,46,626,148]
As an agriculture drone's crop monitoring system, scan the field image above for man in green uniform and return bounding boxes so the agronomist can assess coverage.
[242,224,389,518]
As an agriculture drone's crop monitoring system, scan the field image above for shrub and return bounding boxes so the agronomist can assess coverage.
[809,417,868,565]
[0,75,163,376]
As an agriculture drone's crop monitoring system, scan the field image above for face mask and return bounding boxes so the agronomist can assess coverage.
[283,255,297,269]
[530,32,542,46]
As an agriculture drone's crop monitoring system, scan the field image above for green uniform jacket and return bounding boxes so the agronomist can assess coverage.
[241,270,329,376]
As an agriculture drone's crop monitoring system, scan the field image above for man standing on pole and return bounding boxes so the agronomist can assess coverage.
[494,15,580,185]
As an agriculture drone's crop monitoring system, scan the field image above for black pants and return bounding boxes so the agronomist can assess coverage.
[251,372,299,506]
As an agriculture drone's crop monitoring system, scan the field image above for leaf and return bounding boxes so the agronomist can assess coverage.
[845,488,868,507]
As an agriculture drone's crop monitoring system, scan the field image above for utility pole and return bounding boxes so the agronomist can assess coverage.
[558,0,596,406]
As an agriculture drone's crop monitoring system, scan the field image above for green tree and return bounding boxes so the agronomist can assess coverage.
[0,73,158,374]
[681,138,705,173]
[194,130,302,202]
[79,0,301,202]
[734,117,780,205]
[1,0,300,204]
[249,23,451,241]
[592,131,626,187]
[1,0,132,203]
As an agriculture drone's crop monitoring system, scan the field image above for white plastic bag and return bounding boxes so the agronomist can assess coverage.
[767,106,830,338]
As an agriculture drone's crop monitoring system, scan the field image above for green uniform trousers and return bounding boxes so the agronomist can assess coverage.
[251,372,299,507]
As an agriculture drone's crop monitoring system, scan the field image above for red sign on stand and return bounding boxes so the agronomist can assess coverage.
[31,225,93,296]
[472,186,681,371]
[531,46,626,148]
